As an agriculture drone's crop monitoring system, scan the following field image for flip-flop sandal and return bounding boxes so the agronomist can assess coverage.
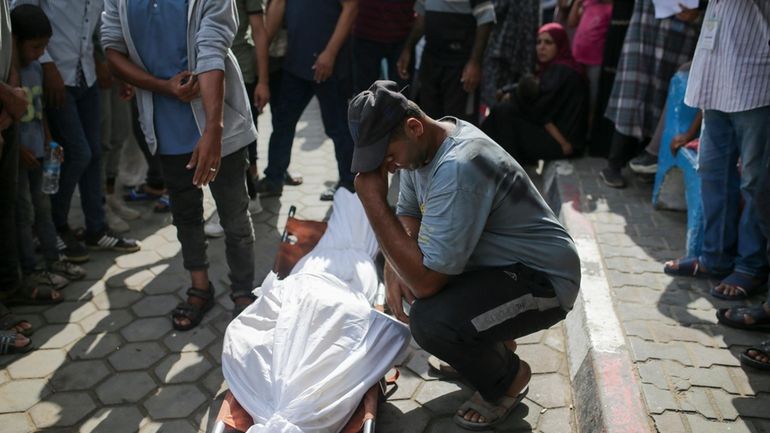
[710,272,766,301]
[0,304,33,337]
[716,305,770,332]
[0,285,63,306]
[231,290,257,318]
[172,286,215,331]
[428,355,462,378]
[453,387,529,431]
[284,171,303,186]
[663,257,725,278]
[740,340,770,371]
[0,330,32,355]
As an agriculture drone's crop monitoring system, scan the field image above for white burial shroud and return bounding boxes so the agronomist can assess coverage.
[222,189,412,433]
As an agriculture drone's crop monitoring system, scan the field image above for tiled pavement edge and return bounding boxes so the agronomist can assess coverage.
[546,158,770,433]
[0,99,577,433]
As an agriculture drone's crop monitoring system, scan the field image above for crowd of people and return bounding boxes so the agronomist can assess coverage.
[0,0,767,419]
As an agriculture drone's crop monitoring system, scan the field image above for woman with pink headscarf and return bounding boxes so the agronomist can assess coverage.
[481,23,588,164]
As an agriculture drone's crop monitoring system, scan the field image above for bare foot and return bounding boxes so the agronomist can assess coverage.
[459,360,531,424]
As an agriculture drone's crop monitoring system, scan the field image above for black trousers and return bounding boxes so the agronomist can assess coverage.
[131,100,165,190]
[409,263,566,401]
[0,125,20,290]
[419,54,479,125]
[481,102,566,164]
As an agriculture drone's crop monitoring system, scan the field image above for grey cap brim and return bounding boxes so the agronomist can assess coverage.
[350,132,390,173]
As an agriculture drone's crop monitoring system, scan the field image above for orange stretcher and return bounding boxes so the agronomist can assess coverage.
[210,206,395,433]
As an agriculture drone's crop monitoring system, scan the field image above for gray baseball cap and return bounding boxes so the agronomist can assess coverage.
[348,80,409,173]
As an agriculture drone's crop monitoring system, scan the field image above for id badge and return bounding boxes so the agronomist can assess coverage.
[700,19,719,50]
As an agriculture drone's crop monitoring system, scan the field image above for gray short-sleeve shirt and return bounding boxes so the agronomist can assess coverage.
[396,118,581,310]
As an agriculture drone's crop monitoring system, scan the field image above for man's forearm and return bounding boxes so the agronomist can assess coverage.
[361,194,447,298]
[469,22,492,64]
[249,14,270,84]
[323,0,358,57]
[265,0,285,43]
[106,49,169,95]
[403,15,425,51]
[197,69,225,134]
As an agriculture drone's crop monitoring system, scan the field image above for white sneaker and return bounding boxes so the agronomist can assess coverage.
[204,213,225,238]
[107,194,141,220]
[249,196,263,215]
[105,205,130,233]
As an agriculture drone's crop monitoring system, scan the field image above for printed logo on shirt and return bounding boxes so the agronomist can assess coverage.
[20,85,43,123]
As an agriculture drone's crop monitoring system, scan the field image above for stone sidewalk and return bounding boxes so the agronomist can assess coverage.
[0,100,576,433]
[565,158,770,433]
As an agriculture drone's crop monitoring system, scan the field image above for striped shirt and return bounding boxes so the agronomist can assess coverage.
[353,0,415,44]
[415,0,496,25]
[684,0,770,112]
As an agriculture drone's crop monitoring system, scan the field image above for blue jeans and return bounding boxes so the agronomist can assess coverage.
[264,71,354,184]
[698,106,770,278]
[17,163,60,273]
[47,83,105,236]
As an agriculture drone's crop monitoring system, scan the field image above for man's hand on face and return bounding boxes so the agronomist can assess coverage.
[354,158,391,202]
[167,71,200,103]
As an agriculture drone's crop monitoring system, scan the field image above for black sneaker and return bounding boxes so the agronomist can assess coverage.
[57,230,90,263]
[599,167,626,189]
[628,151,658,174]
[320,180,355,201]
[85,232,141,253]
[256,178,283,197]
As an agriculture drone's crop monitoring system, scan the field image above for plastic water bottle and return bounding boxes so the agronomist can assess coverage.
[41,141,61,195]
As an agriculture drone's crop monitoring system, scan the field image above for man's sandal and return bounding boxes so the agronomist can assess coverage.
[740,339,770,371]
[454,387,529,431]
[1,285,62,306]
[716,305,770,332]
[172,287,215,331]
[0,330,32,355]
[0,304,33,336]
[663,257,726,278]
[710,272,766,301]
[231,290,257,318]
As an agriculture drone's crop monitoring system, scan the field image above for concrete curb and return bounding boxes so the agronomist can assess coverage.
[543,161,653,433]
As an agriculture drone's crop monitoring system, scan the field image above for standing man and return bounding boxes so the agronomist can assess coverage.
[102,0,258,329]
[350,81,580,429]
[12,0,140,258]
[396,0,495,124]
[257,0,358,201]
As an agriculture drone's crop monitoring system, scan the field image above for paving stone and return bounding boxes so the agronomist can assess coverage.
[628,337,691,365]
[115,251,163,269]
[108,341,166,370]
[527,374,570,409]
[405,349,438,381]
[50,360,110,391]
[138,420,198,433]
[124,269,157,291]
[142,272,188,295]
[617,304,678,325]
[43,301,98,323]
[652,412,688,433]
[389,367,423,401]
[726,367,770,397]
[206,338,224,365]
[516,345,563,374]
[375,400,432,433]
[6,349,66,379]
[201,368,226,396]
[683,342,741,368]
[414,380,472,415]
[669,305,719,326]
[67,332,122,360]
[91,289,143,310]
[143,384,206,419]
[678,388,739,421]
[684,413,754,433]
[131,294,180,317]
[0,378,50,411]
[79,406,147,433]
[79,309,134,334]
[425,416,494,433]
[154,352,212,384]
[163,327,217,352]
[29,391,96,428]
[517,330,545,345]
[121,317,173,342]
[0,413,33,433]
[642,383,679,415]
[62,280,107,302]
[537,407,573,433]
[732,394,770,419]
[32,323,85,349]
[139,234,169,249]
[543,326,566,353]
[96,371,158,404]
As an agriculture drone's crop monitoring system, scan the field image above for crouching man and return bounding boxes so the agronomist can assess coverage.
[349,80,581,430]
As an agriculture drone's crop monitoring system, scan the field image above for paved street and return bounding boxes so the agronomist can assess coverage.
[568,158,770,432]
[0,100,576,433]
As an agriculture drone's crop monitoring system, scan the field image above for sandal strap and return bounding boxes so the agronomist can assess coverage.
[230,290,256,302]
[186,287,214,300]
[0,330,16,355]
[756,339,770,353]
